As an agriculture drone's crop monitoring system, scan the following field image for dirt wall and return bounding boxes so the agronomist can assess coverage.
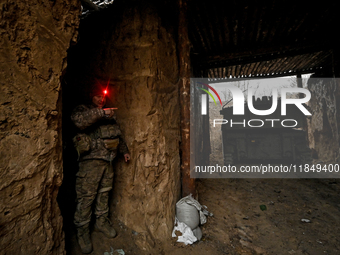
[307,77,340,163]
[64,0,181,251]
[0,0,80,253]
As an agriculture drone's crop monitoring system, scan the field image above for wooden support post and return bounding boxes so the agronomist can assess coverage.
[178,0,196,198]
[297,73,303,99]
[332,49,340,162]
[297,73,303,88]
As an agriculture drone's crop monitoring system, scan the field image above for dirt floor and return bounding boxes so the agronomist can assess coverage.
[65,177,340,255]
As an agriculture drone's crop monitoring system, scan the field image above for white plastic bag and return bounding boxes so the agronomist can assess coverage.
[176,194,213,228]
[173,194,213,245]
[176,198,199,230]
[192,226,202,241]
[172,217,197,245]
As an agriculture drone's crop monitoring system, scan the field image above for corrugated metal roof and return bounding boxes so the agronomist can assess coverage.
[207,50,332,78]
[187,0,338,78]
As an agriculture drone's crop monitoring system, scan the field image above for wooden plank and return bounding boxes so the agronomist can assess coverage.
[179,0,196,198]
[194,43,333,69]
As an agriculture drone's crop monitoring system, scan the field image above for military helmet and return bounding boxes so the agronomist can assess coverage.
[89,85,106,99]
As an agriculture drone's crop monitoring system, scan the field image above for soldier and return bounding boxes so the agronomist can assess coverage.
[71,84,130,253]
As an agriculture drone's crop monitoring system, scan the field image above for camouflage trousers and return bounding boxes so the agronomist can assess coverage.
[74,159,114,227]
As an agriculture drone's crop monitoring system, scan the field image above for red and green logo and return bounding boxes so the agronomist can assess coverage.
[198,82,222,106]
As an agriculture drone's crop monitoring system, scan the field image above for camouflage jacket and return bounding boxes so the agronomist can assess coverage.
[71,104,129,162]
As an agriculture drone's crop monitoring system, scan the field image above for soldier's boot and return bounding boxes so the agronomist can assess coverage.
[76,224,93,254]
[95,215,117,238]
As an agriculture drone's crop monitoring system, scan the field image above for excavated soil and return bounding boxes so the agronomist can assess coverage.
[65,177,340,255]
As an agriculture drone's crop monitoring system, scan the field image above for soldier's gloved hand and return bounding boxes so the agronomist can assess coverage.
[103,108,117,118]
[124,153,131,163]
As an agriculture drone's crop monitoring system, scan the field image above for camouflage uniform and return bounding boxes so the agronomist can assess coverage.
[71,104,129,228]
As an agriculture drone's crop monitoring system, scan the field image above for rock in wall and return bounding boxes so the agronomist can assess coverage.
[0,0,80,254]
[307,77,340,163]
[64,0,181,252]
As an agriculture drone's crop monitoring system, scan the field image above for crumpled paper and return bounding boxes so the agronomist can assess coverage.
[172,217,197,245]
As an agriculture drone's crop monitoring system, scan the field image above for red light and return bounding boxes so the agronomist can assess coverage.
[104,90,107,95]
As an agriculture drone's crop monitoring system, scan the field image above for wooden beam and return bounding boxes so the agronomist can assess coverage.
[193,43,334,70]
[206,66,324,82]
[296,73,303,88]
[178,0,196,198]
